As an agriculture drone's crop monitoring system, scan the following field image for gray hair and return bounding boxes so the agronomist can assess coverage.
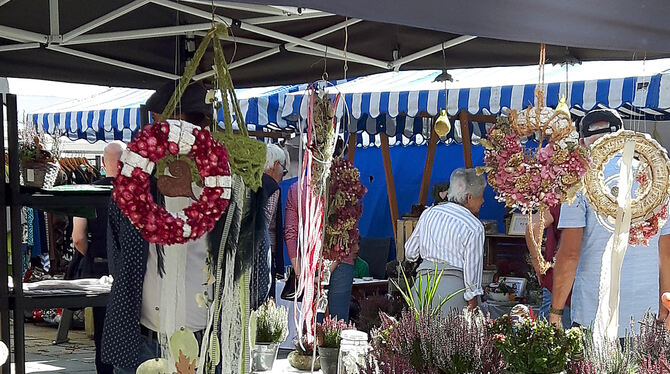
[264,143,288,171]
[447,168,486,205]
[103,140,126,159]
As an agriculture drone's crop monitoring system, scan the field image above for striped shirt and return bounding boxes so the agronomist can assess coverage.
[405,202,485,300]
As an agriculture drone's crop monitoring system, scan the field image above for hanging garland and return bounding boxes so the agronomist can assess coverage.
[295,88,341,346]
[323,158,367,262]
[113,119,232,245]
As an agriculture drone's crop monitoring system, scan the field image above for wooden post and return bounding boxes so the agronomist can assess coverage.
[459,110,473,168]
[346,131,357,162]
[380,133,399,242]
[418,125,439,206]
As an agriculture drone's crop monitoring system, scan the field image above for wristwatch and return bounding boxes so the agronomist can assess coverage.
[549,307,564,316]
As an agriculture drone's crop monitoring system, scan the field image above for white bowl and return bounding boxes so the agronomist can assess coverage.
[488,292,514,303]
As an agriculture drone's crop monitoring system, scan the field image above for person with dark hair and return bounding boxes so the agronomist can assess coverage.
[550,109,670,337]
[144,81,212,127]
[284,136,356,321]
[102,82,224,373]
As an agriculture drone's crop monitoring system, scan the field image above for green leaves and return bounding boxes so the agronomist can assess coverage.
[390,263,464,319]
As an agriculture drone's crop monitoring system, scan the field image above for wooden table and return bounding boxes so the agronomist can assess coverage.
[351,278,388,299]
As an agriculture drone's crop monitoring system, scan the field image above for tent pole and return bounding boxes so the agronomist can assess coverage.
[49,0,59,38]
[46,45,179,80]
[0,25,47,43]
[0,43,40,53]
[390,35,477,69]
[244,12,332,25]
[194,18,363,80]
[380,133,399,242]
[346,131,357,162]
[64,23,213,45]
[459,110,473,168]
[418,124,439,206]
[61,0,150,43]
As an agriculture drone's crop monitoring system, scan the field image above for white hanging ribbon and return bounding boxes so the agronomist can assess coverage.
[593,139,636,343]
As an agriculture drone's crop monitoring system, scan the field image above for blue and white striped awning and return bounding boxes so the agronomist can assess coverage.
[27,80,352,143]
[26,67,670,145]
[278,72,670,147]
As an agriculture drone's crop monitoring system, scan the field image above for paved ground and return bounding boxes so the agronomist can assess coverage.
[12,322,96,374]
[10,324,320,374]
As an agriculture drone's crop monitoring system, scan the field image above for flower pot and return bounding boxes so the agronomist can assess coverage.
[288,350,321,371]
[318,346,339,374]
[251,342,279,372]
[20,162,59,188]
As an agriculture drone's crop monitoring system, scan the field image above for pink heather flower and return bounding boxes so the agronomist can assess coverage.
[537,144,554,162]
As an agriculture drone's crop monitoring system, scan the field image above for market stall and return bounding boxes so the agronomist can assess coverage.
[4,1,670,373]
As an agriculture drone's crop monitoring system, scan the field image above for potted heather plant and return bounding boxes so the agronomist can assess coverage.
[316,315,355,374]
[363,309,504,374]
[251,298,288,371]
[288,335,321,371]
[18,128,61,188]
[487,314,585,374]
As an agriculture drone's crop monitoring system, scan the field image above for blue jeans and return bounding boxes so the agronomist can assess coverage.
[538,287,571,329]
[323,263,354,322]
[112,334,161,374]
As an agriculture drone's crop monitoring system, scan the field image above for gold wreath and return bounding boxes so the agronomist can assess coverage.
[584,130,670,225]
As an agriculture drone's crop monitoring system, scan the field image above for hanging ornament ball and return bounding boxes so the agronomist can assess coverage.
[434,109,452,137]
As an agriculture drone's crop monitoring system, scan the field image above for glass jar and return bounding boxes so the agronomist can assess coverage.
[337,330,369,374]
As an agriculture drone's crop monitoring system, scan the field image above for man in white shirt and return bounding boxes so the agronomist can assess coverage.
[550,109,670,337]
[405,168,487,314]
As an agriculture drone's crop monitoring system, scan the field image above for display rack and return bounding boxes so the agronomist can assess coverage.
[1,94,111,374]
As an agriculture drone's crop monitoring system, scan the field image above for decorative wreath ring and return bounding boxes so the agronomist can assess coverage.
[478,100,590,274]
[113,119,232,245]
[480,115,590,214]
[584,130,670,246]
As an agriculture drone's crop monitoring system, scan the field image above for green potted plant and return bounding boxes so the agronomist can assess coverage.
[18,128,60,188]
[316,315,355,374]
[251,298,288,372]
[487,314,585,374]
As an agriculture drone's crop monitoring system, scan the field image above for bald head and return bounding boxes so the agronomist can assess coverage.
[103,141,125,178]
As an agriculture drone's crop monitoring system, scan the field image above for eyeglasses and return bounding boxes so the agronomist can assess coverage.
[281,161,288,176]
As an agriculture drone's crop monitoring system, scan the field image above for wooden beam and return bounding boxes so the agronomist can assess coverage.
[380,133,399,242]
[459,110,473,168]
[468,114,497,124]
[418,125,439,206]
[346,132,357,162]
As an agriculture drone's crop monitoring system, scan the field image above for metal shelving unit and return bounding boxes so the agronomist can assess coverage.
[1,93,112,374]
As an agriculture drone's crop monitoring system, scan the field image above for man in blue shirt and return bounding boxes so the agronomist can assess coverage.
[550,109,670,337]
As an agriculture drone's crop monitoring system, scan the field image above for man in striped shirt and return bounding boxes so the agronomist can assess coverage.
[405,168,487,313]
